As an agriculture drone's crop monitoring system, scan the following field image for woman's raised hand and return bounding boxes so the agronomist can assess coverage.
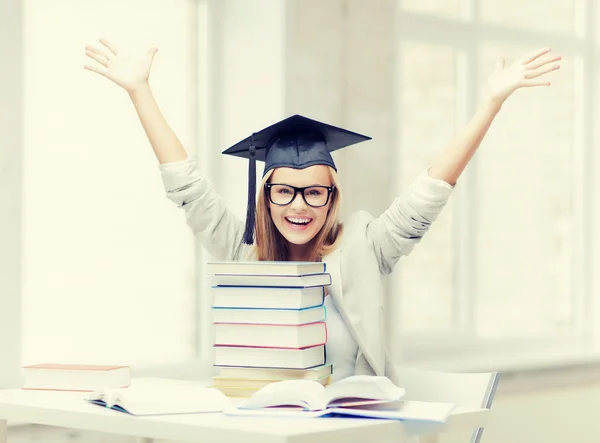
[84,39,158,94]
[487,47,561,105]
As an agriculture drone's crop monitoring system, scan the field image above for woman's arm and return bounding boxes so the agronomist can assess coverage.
[129,83,188,164]
[429,47,561,185]
[84,39,245,259]
[84,39,187,164]
[160,158,245,260]
[367,47,561,274]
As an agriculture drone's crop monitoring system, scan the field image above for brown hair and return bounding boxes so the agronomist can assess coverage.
[253,167,343,262]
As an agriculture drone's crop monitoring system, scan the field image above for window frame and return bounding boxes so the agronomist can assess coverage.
[0,0,24,389]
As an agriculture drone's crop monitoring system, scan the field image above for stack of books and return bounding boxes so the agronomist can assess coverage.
[208,261,333,397]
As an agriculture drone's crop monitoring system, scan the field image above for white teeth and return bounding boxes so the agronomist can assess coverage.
[286,217,311,225]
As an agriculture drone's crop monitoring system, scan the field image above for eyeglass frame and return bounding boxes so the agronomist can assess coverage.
[265,183,336,208]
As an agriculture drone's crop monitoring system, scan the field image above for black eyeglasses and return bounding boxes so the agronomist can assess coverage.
[265,183,335,207]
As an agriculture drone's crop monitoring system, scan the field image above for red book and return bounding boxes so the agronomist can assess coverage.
[22,363,131,392]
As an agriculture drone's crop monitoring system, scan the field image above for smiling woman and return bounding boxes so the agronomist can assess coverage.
[83,32,561,385]
[259,165,339,262]
[216,114,362,263]
[268,170,333,228]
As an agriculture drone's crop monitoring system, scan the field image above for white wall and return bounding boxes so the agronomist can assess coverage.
[17,0,198,369]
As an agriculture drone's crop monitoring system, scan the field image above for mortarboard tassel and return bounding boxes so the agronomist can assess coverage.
[242,136,257,245]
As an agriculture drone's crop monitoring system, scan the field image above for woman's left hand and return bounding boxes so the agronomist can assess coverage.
[487,47,561,106]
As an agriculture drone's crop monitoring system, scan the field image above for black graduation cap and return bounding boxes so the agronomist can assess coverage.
[222,114,371,245]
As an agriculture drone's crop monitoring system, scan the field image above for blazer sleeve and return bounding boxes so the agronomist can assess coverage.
[159,157,245,260]
[366,168,454,275]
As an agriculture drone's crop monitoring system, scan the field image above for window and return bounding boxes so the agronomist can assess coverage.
[395,0,593,361]
[401,0,463,19]
[395,41,457,333]
[475,44,577,338]
[479,0,577,34]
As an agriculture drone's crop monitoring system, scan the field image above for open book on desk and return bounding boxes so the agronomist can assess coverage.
[237,375,404,411]
[85,377,232,416]
[224,375,455,422]
[228,400,456,423]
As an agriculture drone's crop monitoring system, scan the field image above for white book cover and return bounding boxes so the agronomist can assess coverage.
[207,261,326,276]
[213,322,327,348]
[213,273,331,288]
[214,344,326,369]
[211,286,324,309]
[212,305,326,325]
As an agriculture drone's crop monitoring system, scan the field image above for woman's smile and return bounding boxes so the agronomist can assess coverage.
[284,215,314,231]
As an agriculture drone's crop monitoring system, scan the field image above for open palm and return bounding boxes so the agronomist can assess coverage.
[84,39,158,94]
[487,47,561,105]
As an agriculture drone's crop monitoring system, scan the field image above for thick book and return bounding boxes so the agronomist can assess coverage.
[214,344,326,369]
[22,363,131,392]
[236,375,405,411]
[213,374,331,390]
[213,386,260,398]
[212,305,326,325]
[213,273,331,288]
[213,322,327,348]
[215,363,333,381]
[212,375,331,398]
[207,261,326,276]
[211,286,325,309]
[85,377,231,416]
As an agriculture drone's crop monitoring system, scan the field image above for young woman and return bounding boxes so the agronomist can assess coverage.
[84,40,560,382]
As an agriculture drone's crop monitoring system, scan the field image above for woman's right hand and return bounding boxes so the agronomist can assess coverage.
[84,39,158,94]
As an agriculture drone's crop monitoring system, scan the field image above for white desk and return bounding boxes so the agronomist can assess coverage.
[0,389,488,443]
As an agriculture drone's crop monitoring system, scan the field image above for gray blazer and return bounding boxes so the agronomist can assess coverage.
[159,158,454,384]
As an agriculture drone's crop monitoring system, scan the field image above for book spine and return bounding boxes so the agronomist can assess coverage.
[215,342,327,350]
[213,321,325,327]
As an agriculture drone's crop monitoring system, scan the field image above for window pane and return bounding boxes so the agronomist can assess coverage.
[475,43,576,338]
[22,0,198,365]
[400,0,462,18]
[480,0,576,34]
[396,42,457,332]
